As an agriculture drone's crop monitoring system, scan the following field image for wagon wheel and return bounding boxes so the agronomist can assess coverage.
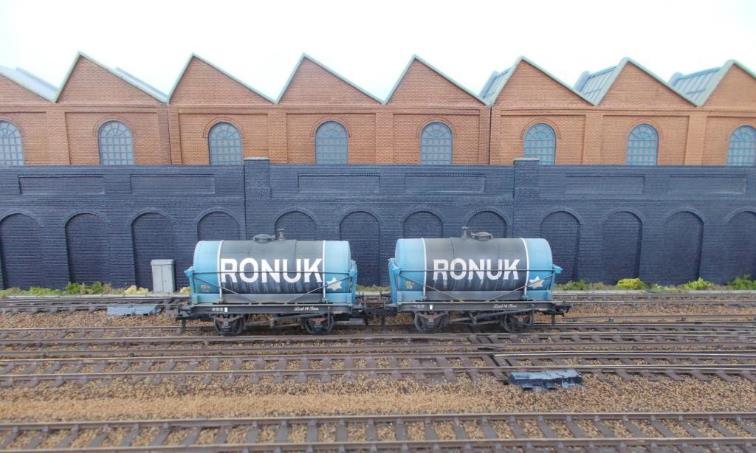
[466,312,485,333]
[500,311,533,333]
[301,314,335,335]
[213,316,245,336]
[413,312,448,333]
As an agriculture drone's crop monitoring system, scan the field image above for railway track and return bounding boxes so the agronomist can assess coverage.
[557,291,756,307]
[0,350,753,387]
[536,321,755,332]
[0,296,185,314]
[494,350,756,382]
[0,291,753,314]
[556,290,756,299]
[0,320,752,341]
[559,314,756,323]
[1,330,754,360]
[0,323,752,385]
[0,412,753,451]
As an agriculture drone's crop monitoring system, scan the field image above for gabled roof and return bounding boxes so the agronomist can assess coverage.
[277,53,382,104]
[168,54,274,103]
[385,55,485,104]
[55,52,167,103]
[113,67,168,102]
[0,66,57,101]
[669,60,755,106]
[574,57,694,106]
[479,68,512,105]
[479,56,590,106]
[574,65,616,104]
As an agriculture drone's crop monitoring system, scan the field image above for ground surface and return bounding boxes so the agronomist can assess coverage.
[0,376,753,422]
[0,292,754,450]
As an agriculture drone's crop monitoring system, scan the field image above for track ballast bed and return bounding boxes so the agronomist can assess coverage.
[1,412,753,452]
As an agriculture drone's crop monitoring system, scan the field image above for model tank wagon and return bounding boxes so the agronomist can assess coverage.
[178,228,568,335]
[179,232,357,335]
[388,228,568,332]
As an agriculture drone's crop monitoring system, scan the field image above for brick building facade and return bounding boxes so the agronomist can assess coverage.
[0,53,754,167]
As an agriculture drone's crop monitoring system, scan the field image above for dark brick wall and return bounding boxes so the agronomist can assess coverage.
[245,158,515,287]
[248,158,756,285]
[510,159,756,284]
[0,166,245,289]
[0,159,754,289]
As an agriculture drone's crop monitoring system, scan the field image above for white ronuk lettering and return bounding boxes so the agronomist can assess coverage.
[260,259,281,283]
[468,259,485,281]
[282,259,302,283]
[221,257,323,285]
[238,258,258,283]
[486,259,503,279]
[430,258,521,281]
[433,259,449,282]
[303,258,323,283]
[220,258,238,284]
[502,259,520,280]
[449,258,467,280]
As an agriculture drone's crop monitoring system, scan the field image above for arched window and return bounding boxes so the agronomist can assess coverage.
[524,123,556,165]
[626,124,658,165]
[208,122,243,165]
[420,122,452,165]
[98,121,133,165]
[315,121,348,164]
[727,125,756,166]
[0,121,23,166]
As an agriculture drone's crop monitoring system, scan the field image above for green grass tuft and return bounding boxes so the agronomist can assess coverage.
[616,278,647,290]
[726,275,756,290]
[680,277,714,291]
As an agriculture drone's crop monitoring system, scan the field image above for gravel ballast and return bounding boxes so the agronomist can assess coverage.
[0,376,753,422]
[1,293,754,430]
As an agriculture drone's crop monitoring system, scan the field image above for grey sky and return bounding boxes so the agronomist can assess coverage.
[1,0,754,101]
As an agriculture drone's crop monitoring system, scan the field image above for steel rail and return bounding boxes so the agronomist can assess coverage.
[6,343,752,360]
[0,321,752,341]
[556,290,756,299]
[560,296,756,305]
[1,331,753,348]
[0,296,186,314]
[531,322,756,332]
[1,350,753,386]
[3,349,752,365]
[2,333,753,361]
[558,314,756,323]
[4,341,755,361]
[0,412,752,451]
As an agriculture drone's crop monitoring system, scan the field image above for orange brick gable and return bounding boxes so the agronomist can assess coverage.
[278,57,379,105]
[171,57,272,105]
[0,75,50,104]
[600,62,692,109]
[704,65,756,110]
[494,60,590,108]
[387,58,483,106]
[57,55,160,105]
